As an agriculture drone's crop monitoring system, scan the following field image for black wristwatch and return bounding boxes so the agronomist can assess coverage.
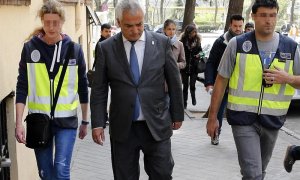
[81,120,89,125]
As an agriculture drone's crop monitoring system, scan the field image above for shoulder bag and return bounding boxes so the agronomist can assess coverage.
[25,42,74,149]
[196,51,207,74]
[87,60,96,88]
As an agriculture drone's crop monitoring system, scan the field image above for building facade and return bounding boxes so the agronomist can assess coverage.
[0,0,98,179]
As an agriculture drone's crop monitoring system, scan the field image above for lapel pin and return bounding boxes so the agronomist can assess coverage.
[152,41,154,45]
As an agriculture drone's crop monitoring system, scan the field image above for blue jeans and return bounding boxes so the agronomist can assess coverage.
[217,92,228,134]
[34,125,77,180]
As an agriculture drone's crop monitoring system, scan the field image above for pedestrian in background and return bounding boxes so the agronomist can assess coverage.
[94,23,112,60]
[163,19,186,70]
[244,22,254,33]
[206,0,300,179]
[180,24,202,108]
[289,24,299,40]
[90,0,184,179]
[15,0,89,179]
[204,14,244,145]
[98,23,112,42]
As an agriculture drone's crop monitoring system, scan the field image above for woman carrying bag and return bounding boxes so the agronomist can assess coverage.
[180,24,203,109]
[15,0,89,179]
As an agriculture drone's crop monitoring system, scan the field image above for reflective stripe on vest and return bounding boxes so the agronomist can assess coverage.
[228,53,294,116]
[27,62,79,117]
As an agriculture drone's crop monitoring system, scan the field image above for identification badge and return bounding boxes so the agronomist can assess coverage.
[68,59,77,65]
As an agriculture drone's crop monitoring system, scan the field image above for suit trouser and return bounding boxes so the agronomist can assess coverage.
[231,122,279,180]
[110,121,174,180]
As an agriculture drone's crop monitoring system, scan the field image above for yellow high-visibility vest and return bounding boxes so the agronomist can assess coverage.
[27,62,79,117]
[228,53,294,116]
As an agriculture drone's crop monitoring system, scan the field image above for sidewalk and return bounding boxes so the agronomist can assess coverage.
[71,116,300,180]
[71,83,300,179]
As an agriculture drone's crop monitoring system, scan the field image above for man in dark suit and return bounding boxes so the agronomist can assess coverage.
[90,0,184,179]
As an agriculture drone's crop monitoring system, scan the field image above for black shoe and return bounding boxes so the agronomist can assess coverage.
[284,145,296,173]
[192,98,196,106]
[196,76,205,84]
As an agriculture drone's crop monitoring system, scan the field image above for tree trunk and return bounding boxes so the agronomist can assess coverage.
[224,0,244,32]
[160,0,164,24]
[245,0,255,23]
[95,0,102,11]
[214,0,218,27]
[145,0,149,23]
[182,0,196,32]
[290,0,296,25]
[113,0,118,8]
[171,0,184,20]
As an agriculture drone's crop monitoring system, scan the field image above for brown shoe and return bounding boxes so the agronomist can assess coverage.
[284,145,296,173]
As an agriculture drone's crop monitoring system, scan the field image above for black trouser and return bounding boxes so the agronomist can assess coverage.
[110,121,174,180]
[181,72,198,104]
[292,146,300,160]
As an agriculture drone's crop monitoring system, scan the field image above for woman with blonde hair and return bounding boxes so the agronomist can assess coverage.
[15,0,89,179]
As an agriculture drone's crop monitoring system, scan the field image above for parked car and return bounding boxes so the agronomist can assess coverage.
[154,24,164,34]
[174,20,183,32]
[144,23,153,31]
[293,89,300,100]
[111,25,121,36]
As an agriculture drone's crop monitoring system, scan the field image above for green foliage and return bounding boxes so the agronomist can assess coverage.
[277,0,289,20]
[195,13,216,22]
[194,12,224,32]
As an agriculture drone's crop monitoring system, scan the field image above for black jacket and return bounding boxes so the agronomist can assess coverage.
[93,36,108,68]
[204,31,235,87]
[180,41,202,75]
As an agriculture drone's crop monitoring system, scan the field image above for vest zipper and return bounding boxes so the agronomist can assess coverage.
[49,41,61,118]
[258,85,264,115]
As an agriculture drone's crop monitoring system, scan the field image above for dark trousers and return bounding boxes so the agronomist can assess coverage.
[292,146,300,160]
[181,72,198,103]
[110,121,174,180]
[217,92,228,134]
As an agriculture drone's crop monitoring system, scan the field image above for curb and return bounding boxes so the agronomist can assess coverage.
[281,126,300,140]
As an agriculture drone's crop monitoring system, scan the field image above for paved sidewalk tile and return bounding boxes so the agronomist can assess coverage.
[71,116,300,180]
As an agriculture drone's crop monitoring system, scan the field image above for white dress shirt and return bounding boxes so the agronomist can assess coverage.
[122,31,146,121]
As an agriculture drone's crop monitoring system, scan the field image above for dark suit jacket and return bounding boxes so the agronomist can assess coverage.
[90,31,184,142]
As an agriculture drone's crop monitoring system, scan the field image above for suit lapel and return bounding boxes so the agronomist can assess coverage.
[140,31,156,82]
[113,33,133,80]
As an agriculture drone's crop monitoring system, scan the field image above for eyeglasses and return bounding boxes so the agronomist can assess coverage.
[43,20,61,27]
[254,13,277,18]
